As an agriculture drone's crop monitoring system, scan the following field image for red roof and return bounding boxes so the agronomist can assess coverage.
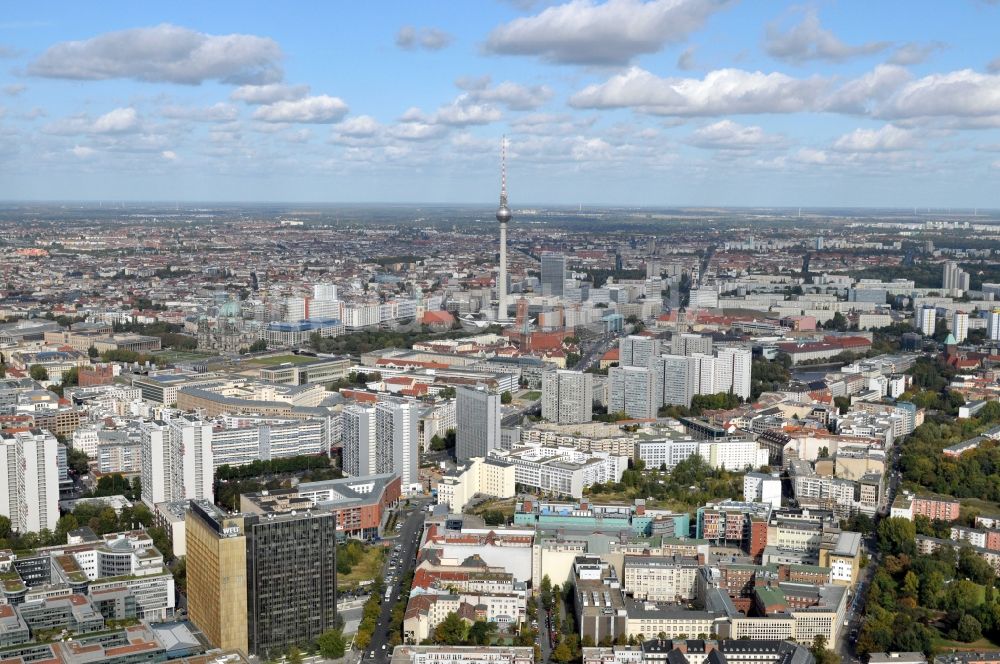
[601,348,620,361]
[422,310,456,325]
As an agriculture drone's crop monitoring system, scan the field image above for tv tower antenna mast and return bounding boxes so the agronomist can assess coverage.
[496,136,512,322]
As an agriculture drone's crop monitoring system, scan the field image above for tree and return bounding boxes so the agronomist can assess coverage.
[877,517,916,556]
[550,641,573,663]
[956,613,983,642]
[87,345,98,358]
[67,448,90,476]
[248,339,267,352]
[468,621,498,646]
[501,390,512,405]
[286,646,304,664]
[434,612,468,645]
[0,514,11,538]
[316,629,346,659]
[29,364,48,381]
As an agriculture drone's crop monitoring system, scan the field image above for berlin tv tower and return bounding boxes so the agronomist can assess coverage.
[496,136,512,322]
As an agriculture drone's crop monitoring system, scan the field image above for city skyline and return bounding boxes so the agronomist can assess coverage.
[2,1,1000,207]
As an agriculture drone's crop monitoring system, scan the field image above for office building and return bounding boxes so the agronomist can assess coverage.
[491,445,627,499]
[619,335,661,368]
[0,429,60,534]
[609,366,657,420]
[456,387,501,462]
[916,305,937,337]
[952,311,969,343]
[437,457,516,513]
[343,405,377,477]
[540,252,567,297]
[541,370,593,424]
[187,499,338,658]
[376,398,419,491]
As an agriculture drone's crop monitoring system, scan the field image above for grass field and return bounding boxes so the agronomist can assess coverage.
[932,635,1000,652]
[960,497,1000,516]
[521,391,542,401]
[152,349,216,364]
[244,354,317,367]
[338,546,386,588]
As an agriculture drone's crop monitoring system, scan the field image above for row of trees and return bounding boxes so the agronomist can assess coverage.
[310,324,502,356]
[215,455,335,481]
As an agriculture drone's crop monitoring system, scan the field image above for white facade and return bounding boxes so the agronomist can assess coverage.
[541,370,593,424]
[491,445,627,499]
[343,404,377,477]
[377,398,419,491]
[714,346,752,401]
[916,305,936,336]
[744,472,782,509]
[437,457,516,513]
[609,366,657,419]
[0,429,60,533]
[140,416,214,507]
[620,336,660,368]
[952,311,969,343]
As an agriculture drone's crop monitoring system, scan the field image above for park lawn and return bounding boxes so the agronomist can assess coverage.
[469,497,518,521]
[339,546,386,588]
[152,349,216,363]
[932,634,1000,652]
[960,497,1000,516]
[244,354,317,367]
[521,391,542,401]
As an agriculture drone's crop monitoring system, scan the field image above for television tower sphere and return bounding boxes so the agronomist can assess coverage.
[496,204,512,224]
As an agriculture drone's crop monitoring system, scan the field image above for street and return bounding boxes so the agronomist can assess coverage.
[361,504,426,664]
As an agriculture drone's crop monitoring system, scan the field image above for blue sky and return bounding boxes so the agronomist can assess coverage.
[2,0,1000,207]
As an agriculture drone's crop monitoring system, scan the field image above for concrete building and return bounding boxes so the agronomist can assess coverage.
[620,336,661,368]
[436,457,516,513]
[490,445,627,499]
[541,370,593,424]
[609,366,657,420]
[916,305,937,336]
[744,472,782,509]
[622,555,700,602]
[343,404,377,477]
[140,416,214,508]
[389,646,534,664]
[377,398,420,492]
[943,261,971,293]
[714,347,752,401]
[653,354,697,408]
[456,386,501,462]
[953,311,969,343]
[0,429,60,534]
[671,333,712,357]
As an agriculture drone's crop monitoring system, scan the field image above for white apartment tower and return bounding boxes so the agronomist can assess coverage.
[456,387,501,462]
[916,305,937,337]
[376,398,419,491]
[620,335,661,368]
[671,333,713,357]
[714,346,752,401]
[0,430,59,533]
[541,369,594,424]
[609,365,658,420]
[343,405,377,477]
[140,416,214,507]
[952,311,969,343]
[654,355,698,408]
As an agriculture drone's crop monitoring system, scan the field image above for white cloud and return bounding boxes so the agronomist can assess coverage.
[388,121,447,141]
[433,98,502,126]
[231,83,310,104]
[395,26,453,51]
[253,95,349,123]
[335,115,382,137]
[485,0,734,65]
[687,119,785,150]
[569,67,826,116]
[879,70,1000,119]
[824,64,911,114]
[161,150,178,160]
[161,102,238,122]
[455,76,553,110]
[3,84,26,97]
[764,9,890,63]
[833,124,915,152]
[28,23,283,85]
[71,145,96,158]
[91,107,140,134]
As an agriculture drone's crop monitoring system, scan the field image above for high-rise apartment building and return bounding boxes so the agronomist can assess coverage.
[654,355,698,408]
[141,416,214,507]
[714,346,752,401]
[540,252,567,297]
[376,398,419,490]
[0,429,59,533]
[952,311,969,343]
[671,333,713,357]
[342,405,377,477]
[541,370,594,424]
[943,261,970,292]
[916,305,937,337]
[609,366,657,420]
[456,387,501,462]
[989,309,1000,342]
[186,500,337,658]
[313,283,338,302]
[619,335,661,368]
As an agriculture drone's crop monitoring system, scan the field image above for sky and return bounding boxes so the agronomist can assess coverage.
[2,1,1000,207]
